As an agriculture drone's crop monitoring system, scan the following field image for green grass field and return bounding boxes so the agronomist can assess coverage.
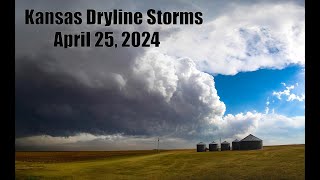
[15,144,304,180]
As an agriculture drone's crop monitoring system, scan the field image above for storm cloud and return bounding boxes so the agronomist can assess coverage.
[16,49,226,138]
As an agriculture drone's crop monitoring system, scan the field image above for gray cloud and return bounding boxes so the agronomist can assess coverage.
[15,47,225,139]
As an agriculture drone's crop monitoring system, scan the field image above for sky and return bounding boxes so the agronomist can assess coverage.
[214,65,305,116]
[15,0,305,150]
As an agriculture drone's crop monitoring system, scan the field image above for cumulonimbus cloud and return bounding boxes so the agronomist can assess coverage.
[15,48,226,139]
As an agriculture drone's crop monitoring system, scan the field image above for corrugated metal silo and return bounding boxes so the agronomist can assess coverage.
[232,139,240,150]
[221,141,230,151]
[209,141,218,151]
[239,134,263,150]
[197,142,206,152]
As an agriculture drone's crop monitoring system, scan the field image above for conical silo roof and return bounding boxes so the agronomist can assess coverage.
[240,134,262,142]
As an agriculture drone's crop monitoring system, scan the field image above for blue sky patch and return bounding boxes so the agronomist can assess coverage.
[213,65,304,116]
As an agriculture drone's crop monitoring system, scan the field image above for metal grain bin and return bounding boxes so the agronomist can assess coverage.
[197,142,206,152]
[221,141,230,151]
[209,141,218,151]
[232,139,240,150]
[239,134,263,150]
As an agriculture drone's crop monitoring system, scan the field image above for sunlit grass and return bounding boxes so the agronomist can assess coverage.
[16,144,304,180]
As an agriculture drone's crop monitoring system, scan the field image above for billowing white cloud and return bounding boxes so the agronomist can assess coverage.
[211,112,304,145]
[158,2,305,75]
[219,112,261,139]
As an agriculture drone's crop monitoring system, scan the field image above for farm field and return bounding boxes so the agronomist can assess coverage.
[15,144,304,180]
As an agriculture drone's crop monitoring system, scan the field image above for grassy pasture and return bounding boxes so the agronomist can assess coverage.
[15,144,304,180]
